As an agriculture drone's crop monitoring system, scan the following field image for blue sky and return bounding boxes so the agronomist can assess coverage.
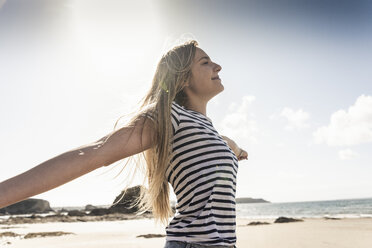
[0,0,371,207]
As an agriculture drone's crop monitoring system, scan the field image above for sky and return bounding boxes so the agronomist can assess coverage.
[0,0,371,207]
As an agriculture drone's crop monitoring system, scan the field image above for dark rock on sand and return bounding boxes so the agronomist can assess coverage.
[0,226,20,229]
[274,216,304,223]
[88,208,114,216]
[0,198,53,215]
[0,232,19,238]
[136,234,166,238]
[24,231,74,239]
[68,210,86,217]
[247,221,271,225]
[86,185,151,216]
[324,217,341,220]
[1,231,74,240]
[109,185,145,214]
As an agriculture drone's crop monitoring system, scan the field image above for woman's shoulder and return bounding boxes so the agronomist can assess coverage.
[171,100,182,108]
[171,101,186,114]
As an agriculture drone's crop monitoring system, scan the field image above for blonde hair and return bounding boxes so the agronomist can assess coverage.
[103,39,199,226]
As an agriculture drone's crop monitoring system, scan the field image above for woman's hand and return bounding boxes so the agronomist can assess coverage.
[236,148,248,161]
[220,135,248,161]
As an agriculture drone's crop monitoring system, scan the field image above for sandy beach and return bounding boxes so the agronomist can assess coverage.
[1,217,371,247]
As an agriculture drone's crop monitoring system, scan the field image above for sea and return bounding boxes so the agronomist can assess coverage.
[236,197,372,219]
[1,197,371,221]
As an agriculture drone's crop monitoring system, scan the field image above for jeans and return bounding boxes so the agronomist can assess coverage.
[164,240,236,248]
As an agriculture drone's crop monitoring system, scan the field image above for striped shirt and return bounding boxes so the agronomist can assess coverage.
[165,101,239,247]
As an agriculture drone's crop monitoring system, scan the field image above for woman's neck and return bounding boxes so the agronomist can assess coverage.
[185,99,208,116]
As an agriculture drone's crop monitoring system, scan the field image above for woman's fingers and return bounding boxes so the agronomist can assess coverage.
[238,149,248,161]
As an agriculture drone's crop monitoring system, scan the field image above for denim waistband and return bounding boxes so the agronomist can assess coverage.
[164,240,236,248]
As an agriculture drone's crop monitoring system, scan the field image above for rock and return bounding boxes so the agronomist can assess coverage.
[67,210,86,217]
[88,208,113,216]
[109,185,147,214]
[0,232,19,238]
[0,198,53,215]
[247,221,271,225]
[0,226,19,230]
[24,231,74,239]
[136,234,166,238]
[324,217,341,220]
[274,216,304,223]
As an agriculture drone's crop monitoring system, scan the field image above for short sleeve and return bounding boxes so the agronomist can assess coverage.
[171,101,181,135]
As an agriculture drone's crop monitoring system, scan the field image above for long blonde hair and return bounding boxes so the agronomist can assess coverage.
[103,39,199,226]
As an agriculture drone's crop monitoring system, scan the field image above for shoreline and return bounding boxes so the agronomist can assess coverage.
[1,217,371,247]
[1,212,371,224]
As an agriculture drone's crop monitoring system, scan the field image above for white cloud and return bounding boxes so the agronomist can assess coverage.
[270,107,310,130]
[338,149,358,160]
[280,107,310,130]
[217,95,258,144]
[313,95,372,146]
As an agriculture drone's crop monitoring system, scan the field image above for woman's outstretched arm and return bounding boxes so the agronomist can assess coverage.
[0,116,154,209]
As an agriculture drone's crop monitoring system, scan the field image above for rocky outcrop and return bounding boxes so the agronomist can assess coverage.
[67,210,86,217]
[89,208,113,216]
[109,185,145,214]
[274,216,303,223]
[87,185,151,216]
[247,221,271,225]
[0,198,53,215]
[136,234,166,238]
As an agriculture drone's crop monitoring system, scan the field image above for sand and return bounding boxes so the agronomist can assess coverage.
[1,217,372,248]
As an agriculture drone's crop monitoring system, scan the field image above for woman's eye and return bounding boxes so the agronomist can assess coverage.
[203,62,208,64]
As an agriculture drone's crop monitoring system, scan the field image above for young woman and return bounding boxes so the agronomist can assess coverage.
[0,40,248,248]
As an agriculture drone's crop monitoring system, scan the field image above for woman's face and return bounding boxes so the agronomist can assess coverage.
[185,47,223,101]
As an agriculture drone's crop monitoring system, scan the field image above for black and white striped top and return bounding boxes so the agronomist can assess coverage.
[165,101,239,247]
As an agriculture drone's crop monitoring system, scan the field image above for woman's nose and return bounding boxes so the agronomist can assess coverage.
[214,63,222,72]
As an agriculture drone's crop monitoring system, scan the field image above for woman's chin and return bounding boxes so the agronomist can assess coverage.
[214,85,224,97]
[219,83,224,92]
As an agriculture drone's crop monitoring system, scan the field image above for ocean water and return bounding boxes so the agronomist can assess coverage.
[236,197,372,219]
